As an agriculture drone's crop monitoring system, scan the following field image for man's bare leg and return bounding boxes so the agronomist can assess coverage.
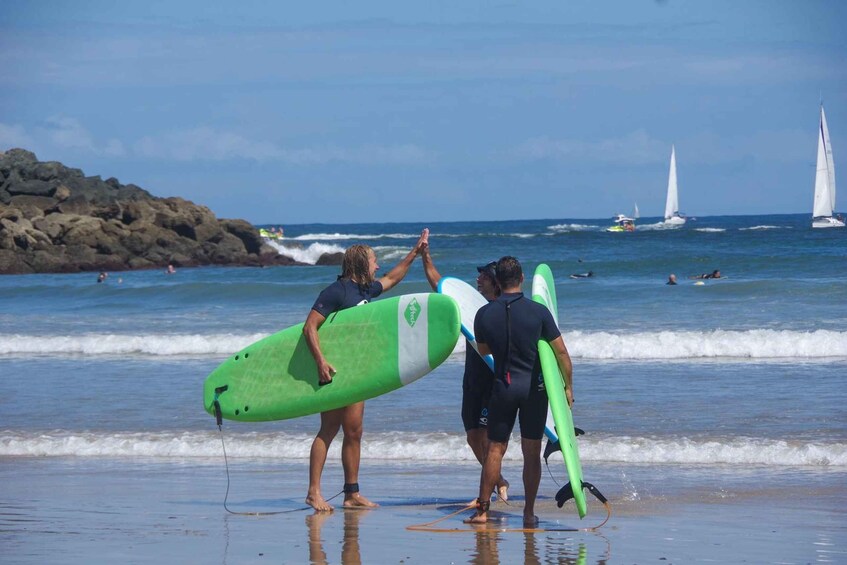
[465,440,508,524]
[467,429,509,502]
[340,402,378,508]
[305,408,343,512]
[521,437,542,527]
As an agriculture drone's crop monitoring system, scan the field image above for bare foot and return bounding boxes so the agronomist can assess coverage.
[342,492,379,509]
[305,493,334,512]
[464,511,488,524]
[496,478,510,502]
[523,513,539,528]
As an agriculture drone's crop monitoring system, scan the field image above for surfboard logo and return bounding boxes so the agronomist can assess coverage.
[404,298,421,327]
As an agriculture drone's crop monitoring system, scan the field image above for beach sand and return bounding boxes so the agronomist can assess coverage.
[3,455,844,564]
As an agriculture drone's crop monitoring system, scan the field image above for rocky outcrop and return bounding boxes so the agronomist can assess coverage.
[0,148,310,274]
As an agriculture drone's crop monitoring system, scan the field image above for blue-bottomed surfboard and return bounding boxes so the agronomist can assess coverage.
[204,293,461,422]
[437,276,558,442]
[532,264,587,518]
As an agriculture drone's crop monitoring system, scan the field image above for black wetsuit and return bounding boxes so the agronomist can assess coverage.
[462,342,494,431]
[474,292,561,442]
[311,278,383,317]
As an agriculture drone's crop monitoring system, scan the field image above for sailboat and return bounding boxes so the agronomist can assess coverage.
[812,105,845,228]
[663,145,686,225]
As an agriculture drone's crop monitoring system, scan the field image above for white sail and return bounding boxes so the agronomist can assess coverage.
[664,145,685,225]
[634,202,640,219]
[812,105,844,228]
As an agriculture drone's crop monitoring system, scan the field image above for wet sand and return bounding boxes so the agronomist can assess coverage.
[2,456,844,564]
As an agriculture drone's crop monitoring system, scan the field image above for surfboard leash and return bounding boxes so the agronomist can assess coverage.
[213,397,341,516]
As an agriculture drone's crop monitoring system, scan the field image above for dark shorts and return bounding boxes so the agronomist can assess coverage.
[461,386,492,431]
[486,377,548,443]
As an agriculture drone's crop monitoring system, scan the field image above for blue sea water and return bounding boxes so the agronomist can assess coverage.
[2,213,846,563]
[1,213,845,466]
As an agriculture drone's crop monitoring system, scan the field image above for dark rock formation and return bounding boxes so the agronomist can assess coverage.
[0,148,317,274]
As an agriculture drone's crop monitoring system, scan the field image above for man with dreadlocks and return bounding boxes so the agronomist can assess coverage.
[303,228,429,512]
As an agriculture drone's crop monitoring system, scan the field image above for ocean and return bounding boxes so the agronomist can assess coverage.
[2,213,845,564]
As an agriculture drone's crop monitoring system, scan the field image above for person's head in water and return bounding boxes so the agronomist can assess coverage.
[495,256,523,290]
[476,261,501,300]
[340,244,378,285]
[668,273,677,284]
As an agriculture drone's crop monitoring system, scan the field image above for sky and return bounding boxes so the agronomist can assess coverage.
[2,1,846,224]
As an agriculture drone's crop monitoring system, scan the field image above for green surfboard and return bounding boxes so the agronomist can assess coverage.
[532,264,587,518]
[204,293,461,422]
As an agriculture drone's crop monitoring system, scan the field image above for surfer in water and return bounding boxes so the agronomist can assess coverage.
[569,271,593,279]
[691,269,721,280]
[467,256,574,528]
[303,228,430,512]
[420,251,510,503]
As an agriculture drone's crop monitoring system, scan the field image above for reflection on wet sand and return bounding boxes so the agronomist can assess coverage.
[306,509,369,565]
[467,528,590,565]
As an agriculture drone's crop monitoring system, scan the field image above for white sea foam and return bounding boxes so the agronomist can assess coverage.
[694,227,726,233]
[0,333,269,356]
[564,329,847,360]
[292,232,417,241]
[2,329,843,359]
[740,225,787,231]
[547,224,598,232]
[636,222,678,231]
[2,431,843,467]
[373,245,411,261]
[266,241,345,264]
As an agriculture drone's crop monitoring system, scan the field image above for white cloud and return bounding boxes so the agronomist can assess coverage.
[133,127,433,165]
[34,116,126,157]
[0,123,37,151]
[512,130,667,165]
[41,116,97,152]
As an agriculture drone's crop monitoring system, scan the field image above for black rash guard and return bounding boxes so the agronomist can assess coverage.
[311,279,384,317]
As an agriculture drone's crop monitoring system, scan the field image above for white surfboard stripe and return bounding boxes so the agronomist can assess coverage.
[397,293,430,386]
[532,271,560,443]
[532,273,558,325]
[437,277,494,370]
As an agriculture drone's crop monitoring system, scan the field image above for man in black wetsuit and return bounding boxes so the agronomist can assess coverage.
[421,251,510,502]
[467,256,573,527]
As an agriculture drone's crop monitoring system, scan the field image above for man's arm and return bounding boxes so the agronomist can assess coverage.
[549,335,574,407]
[477,342,492,356]
[303,309,335,384]
[378,228,429,292]
[421,243,441,291]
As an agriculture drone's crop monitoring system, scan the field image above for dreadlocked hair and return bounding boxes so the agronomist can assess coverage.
[340,244,375,286]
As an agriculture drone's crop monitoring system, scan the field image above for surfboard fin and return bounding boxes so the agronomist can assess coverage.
[543,439,561,461]
[582,481,608,504]
[543,427,584,462]
[555,482,576,507]
[556,481,608,508]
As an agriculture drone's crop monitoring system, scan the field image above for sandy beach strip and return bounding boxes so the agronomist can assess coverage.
[1,456,844,564]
